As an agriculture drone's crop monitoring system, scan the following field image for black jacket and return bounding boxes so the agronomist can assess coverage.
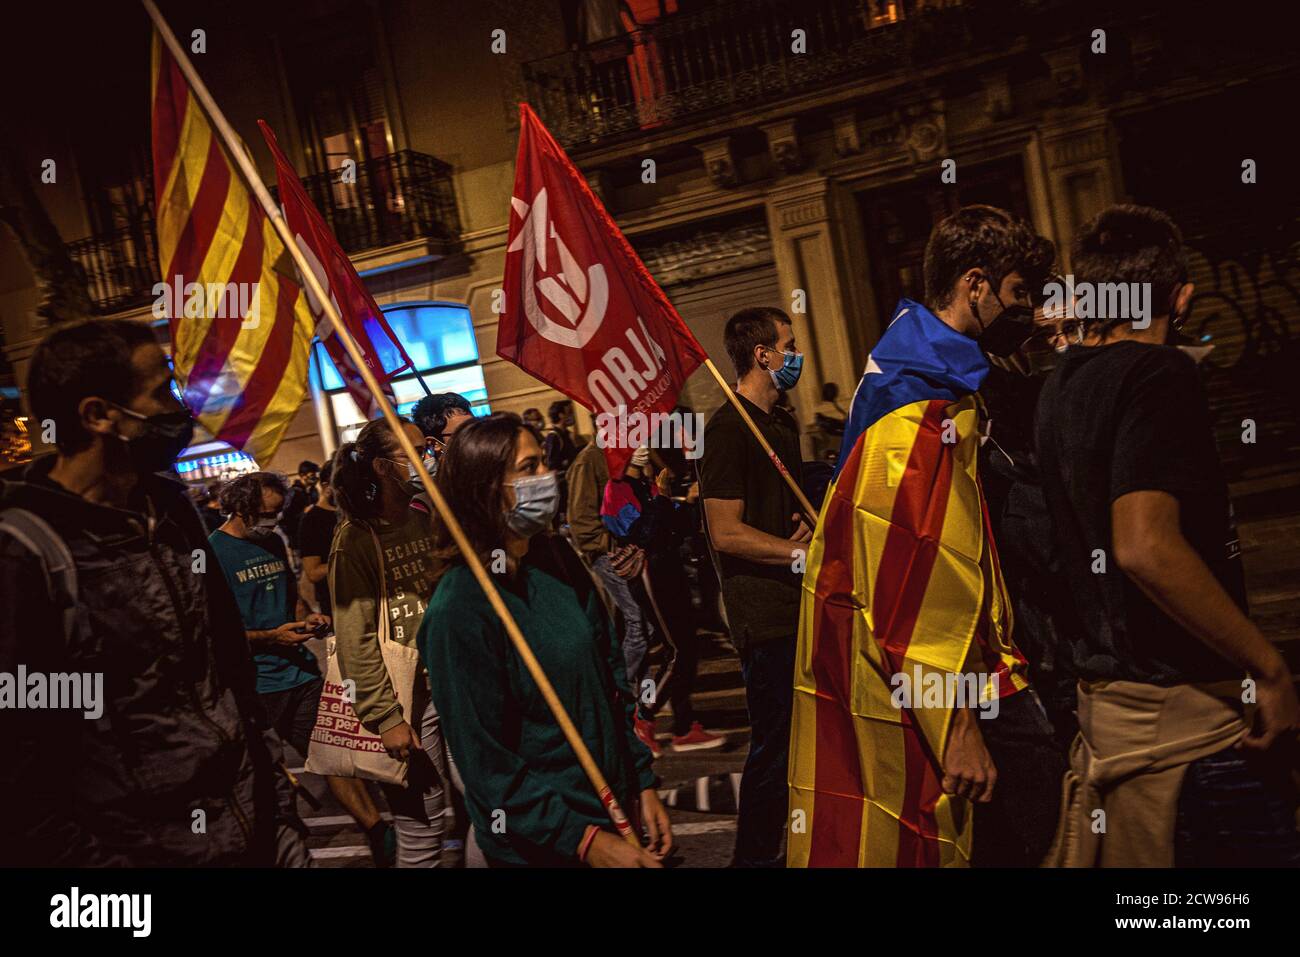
[0,458,287,866]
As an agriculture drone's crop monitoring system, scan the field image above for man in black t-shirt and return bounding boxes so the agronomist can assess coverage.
[298,460,340,619]
[1035,205,1298,866]
[699,306,809,867]
[280,460,319,565]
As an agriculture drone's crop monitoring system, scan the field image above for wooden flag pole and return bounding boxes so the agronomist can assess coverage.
[142,0,641,848]
[700,358,818,521]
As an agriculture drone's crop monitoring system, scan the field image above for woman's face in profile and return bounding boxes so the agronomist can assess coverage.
[502,427,549,512]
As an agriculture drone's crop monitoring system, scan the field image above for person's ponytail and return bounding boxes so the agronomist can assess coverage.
[331,417,413,524]
[331,441,370,523]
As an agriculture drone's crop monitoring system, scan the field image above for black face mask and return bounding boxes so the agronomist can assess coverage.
[972,284,1036,358]
[114,405,195,475]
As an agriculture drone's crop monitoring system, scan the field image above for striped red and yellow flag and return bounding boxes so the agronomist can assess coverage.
[788,392,1028,868]
[151,29,315,465]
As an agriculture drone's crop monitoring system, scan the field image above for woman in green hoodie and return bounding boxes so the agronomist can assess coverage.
[419,412,672,867]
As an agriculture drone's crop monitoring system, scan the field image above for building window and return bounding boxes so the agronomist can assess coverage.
[168,301,488,480]
[313,301,489,445]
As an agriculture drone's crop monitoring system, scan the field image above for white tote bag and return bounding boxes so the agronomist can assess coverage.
[305,524,421,786]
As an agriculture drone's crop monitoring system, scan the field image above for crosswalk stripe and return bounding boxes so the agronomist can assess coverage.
[309,845,371,860]
[681,686,749,703]
[669,820,737,836]
[304,813,393,829]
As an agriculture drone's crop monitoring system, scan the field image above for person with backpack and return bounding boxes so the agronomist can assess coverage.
[0,318,304,866]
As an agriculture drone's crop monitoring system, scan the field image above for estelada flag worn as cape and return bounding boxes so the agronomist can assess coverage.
[498,104,708,478]
[258,120,416,420]
[151,30,315,465]
[788,299,1029,868]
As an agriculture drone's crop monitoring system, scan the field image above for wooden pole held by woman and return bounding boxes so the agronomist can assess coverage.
[142,0,640,847]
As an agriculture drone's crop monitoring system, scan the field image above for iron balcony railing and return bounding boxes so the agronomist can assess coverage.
[287,149,461,257]
[522,0,1015,147]
[66,220,160,315]
[68,149,460,314]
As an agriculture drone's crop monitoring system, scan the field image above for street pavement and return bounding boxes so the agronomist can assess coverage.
[294,630,750,868]
[293,484,1300,868]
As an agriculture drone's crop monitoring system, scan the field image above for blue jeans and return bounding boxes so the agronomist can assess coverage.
[1174,745,1300,867]
[733,634,797,867]
[593,554,654,713]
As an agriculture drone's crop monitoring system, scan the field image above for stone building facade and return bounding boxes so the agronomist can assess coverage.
[1,0,1294,484]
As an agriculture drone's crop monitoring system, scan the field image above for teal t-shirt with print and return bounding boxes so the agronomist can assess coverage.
[209,529,319,693]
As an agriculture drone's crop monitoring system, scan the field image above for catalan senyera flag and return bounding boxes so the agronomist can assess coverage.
[151,30,315,465]
[788,298,1029,868]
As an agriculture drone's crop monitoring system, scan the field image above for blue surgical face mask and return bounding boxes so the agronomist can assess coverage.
[507,471,560,538]
[766,348,803,392]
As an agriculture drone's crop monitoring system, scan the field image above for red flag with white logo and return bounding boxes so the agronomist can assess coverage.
[499,104,709,477]
[258,120,415,418]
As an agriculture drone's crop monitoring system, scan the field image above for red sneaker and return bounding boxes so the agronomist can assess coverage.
[634,716,662,758]
[671,722,726,752]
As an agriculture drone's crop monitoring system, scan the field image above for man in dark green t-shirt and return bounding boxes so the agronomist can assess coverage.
[699,306,810,868]
[210,472,326,758]
[214,470,396,866]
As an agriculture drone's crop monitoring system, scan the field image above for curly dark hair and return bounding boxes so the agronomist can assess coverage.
[219,471,288,523]
[923,205,1046,310]
[430,412,528,583]
[411,392,471,441]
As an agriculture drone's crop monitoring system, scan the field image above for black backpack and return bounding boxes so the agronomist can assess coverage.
[0,505,78,644]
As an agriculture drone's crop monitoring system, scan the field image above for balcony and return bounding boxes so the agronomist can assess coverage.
[522,0,1016,149]
[287,149,461,259]
[67,221,160,315]
[67,149,460,315]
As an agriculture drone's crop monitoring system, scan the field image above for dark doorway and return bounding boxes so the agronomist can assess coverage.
[856,154,1031,333]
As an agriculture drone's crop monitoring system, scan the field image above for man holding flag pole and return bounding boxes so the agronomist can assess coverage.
[698,306,811,868]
